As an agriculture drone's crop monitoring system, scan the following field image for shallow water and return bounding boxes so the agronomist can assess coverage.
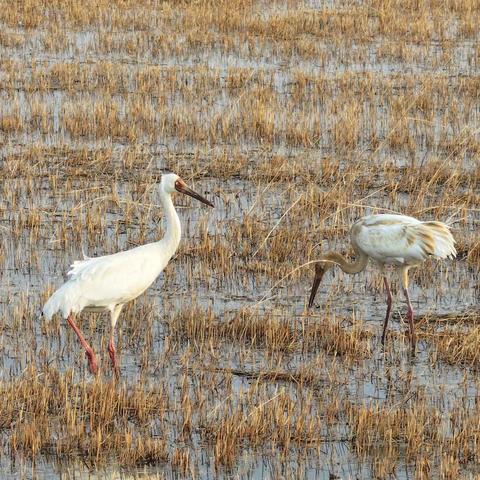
[1,1,480,478]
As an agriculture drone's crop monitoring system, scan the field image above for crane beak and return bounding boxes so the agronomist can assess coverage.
[308,264,325,308]
[175,182,214,207]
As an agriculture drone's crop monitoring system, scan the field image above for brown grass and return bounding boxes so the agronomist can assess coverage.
[0,0,479,477]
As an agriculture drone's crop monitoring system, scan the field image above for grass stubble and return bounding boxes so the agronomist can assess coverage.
[0,0,479,478]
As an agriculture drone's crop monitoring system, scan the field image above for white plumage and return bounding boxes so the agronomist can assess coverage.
[43,173,213,375]
[43,243,175,318]
[351,214,456,266]
[308,213,456,352]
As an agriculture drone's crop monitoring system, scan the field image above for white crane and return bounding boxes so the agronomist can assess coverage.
[43,173,213,376]
[307,214,456,352]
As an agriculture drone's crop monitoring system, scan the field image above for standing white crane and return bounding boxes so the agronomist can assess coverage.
[43,173,213,376]
[307,214,456,352]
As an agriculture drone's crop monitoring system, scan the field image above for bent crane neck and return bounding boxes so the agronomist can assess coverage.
[323,249,368,274]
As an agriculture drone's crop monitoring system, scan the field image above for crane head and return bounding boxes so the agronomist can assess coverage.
[308,262,325,308]
[161,173,214,207]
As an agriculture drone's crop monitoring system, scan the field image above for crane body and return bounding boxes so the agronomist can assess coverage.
[308,214,456,351]
[43,173,213,375]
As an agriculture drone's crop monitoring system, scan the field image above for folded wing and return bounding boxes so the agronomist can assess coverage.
[352,214,456,265]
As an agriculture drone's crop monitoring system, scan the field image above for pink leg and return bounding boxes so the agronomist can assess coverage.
[67,314,98,375]
[108,304,123,378]
[403,288,416,353]
[108,335,119,378]
[381,277,393,346]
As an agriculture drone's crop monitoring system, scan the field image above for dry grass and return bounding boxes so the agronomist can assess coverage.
[0,0,479,478]
[168,306,371,358]
[2,367,170,467]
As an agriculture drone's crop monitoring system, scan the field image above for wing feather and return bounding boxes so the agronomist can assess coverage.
[67,251,153,304]
[352,214,456,265]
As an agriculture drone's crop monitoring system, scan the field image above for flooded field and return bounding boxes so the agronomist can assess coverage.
[0,0,479,478]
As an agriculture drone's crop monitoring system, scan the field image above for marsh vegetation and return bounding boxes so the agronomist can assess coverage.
[0,0,479,478]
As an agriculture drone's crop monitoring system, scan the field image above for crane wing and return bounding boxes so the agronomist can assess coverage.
[44,241,174,318]
[352,214,456,265]
[66,245,163,306]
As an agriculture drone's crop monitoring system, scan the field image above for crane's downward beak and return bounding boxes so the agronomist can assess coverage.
[308,264,325,308]
[176,182,214,207]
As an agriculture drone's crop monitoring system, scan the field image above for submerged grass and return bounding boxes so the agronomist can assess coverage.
[0,0,479,478]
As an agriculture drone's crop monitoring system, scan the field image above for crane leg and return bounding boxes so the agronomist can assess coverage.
[108,336,118,378]
[67,314,98,375]
[108,304,123,378]
[403,287,416,353]
[399,266,416,354]
[381,277,393,346]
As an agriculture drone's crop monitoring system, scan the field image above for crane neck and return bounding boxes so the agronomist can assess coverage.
[159,190,181,255]
[320,249,368,275]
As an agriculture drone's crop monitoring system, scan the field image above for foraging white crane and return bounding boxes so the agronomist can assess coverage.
[43,173,213,375]
[307,214,456,352]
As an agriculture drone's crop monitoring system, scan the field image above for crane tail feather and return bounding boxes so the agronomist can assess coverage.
[42,290,63,319]
[42,282,77,319]
[419,221,457,260]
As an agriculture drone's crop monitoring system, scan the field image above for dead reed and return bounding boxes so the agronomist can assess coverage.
[0,0,478,477]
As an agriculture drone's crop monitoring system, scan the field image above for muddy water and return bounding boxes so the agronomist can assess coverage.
[1,3,480,479]
[1,169,478,479]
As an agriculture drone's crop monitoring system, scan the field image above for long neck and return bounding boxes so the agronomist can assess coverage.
[321,249,368,275]
[159,190,181,255]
